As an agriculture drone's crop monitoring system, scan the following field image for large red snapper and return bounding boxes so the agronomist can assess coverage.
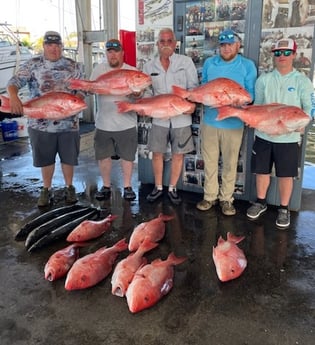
[66,214,118,242]
[172,77,252,107]
[111,238,158,297]
[68,69,151,95]
[44,243,87,281]
[115,94,196,118]
[128,213,174,252]
[65,238,128,290]
[0,92,87,119]
[212,232,247,282]
[216,103,311,135]
[125,252,187,313]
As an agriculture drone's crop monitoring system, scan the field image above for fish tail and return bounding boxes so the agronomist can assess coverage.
[172,85,189,99]
[158,213,175,222]
[227,232,245,244]
[216,106,234,120]
[114,238,129,252]
[0,95,11,112]
[166,252,187,266]
[115,101,131,113]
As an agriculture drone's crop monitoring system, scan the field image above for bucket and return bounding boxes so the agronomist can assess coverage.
[1,119,18,141]
[13,116,28,137]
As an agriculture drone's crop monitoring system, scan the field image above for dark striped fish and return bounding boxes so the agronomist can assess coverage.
[15,204,85,241]
[28,209,99,252]
[25,207,97,250]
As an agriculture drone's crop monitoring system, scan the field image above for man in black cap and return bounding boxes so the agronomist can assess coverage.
[91,38,141,201]
[7,30,84,207]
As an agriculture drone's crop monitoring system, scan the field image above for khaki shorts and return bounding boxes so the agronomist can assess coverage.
[148,124,194,154]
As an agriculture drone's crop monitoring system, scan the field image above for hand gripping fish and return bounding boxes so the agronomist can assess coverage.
[212,232,247,282]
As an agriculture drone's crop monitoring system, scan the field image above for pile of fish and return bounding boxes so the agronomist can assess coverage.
[17,207,249,313]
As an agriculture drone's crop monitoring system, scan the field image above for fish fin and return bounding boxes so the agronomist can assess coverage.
[172,85,189,99]
[227,232,245,244]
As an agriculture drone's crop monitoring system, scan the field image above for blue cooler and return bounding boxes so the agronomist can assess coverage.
[1,119,18,141]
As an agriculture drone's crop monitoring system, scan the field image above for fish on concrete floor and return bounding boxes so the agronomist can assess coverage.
[212,232,247,282]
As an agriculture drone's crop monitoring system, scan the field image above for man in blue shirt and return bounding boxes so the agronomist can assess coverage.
[196,29,257,215]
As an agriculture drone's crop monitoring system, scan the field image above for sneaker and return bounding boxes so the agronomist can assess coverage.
[146,187,163,202]
[196,199,217,211]
[220,201,236,216]
[276,209,290,229]
[64,185,78,204]
[123,187,136,200]
[95,186,111,200]
[246,202,267,219]
[168,189,182,205]
[37,187,53,207]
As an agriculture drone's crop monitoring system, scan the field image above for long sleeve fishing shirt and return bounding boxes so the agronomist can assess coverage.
[254,68,314,143]
[202,53,257,129]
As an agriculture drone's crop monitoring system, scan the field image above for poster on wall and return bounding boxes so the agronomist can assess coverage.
[260,0,314,76]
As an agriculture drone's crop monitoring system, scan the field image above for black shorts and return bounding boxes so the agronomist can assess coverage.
[28,127,80,167]
[250,136,299,177]
[94,127,137,161]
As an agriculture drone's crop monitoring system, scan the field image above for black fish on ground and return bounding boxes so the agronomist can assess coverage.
[25,207,97,250]
[28,209,100,252]
[15,204,85,241]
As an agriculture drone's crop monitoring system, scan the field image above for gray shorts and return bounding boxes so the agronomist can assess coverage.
[94,127,137,161]
[148,124,194,154]
[28,127,80,167]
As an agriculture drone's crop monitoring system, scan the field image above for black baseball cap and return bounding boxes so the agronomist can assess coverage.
[106,39,122,51]
[44,31,62,44]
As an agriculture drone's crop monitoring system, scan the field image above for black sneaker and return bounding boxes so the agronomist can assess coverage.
[123,187,136,200]
[146,187,163,202]
[64,185,78,204]
[95,186,111,200]
[276,208,290,229]
[37,187,53,207]
[168,189,182,205]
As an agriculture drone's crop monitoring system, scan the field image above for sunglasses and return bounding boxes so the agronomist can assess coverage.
[273,50,294,57]
[106,42,121,49]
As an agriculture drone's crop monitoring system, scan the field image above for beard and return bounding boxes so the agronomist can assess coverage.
[109,60,120,68]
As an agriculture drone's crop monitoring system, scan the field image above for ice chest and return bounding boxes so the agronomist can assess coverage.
[1,119,18,141]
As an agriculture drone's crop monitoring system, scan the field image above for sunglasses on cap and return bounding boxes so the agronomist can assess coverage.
[106,42,121,49]
[273,50,294,57]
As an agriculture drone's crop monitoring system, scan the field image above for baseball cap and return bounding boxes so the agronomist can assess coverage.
[218,29,240,44]
[271,38,297,52]
[44,31,62,44]
[106,39,122,51]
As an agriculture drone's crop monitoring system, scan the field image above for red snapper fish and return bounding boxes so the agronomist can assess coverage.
[172,77,252,107]
[68,69,152,95]
[128,213,174,252]
[212,232,247,282]
[65,238,128,290]
[111,238,159,297]
[44,243,87,281]
[66,214,118,242]
[0,92,87,119]
[115,94,196,118]
[216,103,311,135]
[125,252,187,313]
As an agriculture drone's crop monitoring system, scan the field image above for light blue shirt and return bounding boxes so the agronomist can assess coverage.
[202,53,257,129]
[254,68,314,143]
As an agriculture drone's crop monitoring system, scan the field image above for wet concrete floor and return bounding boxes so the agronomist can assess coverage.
[0,130,315,345]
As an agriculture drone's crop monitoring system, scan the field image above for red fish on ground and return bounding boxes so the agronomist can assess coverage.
[125,252,187,313]
[68,69,152,95]
[212,232,247,282]
[128,213,174,252]
[172,77,252,107]
[0,92,87,119]
[111,238,159,297]
[216,103,311,135]
[44,243,87,281]
[66,214,118,242]
[115,94,196,118]
[65,238,128,290]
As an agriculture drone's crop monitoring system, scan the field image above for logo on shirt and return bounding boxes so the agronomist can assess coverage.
[288,87,296,92]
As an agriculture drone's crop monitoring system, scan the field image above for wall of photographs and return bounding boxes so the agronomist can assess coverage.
[135,0,315,204]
